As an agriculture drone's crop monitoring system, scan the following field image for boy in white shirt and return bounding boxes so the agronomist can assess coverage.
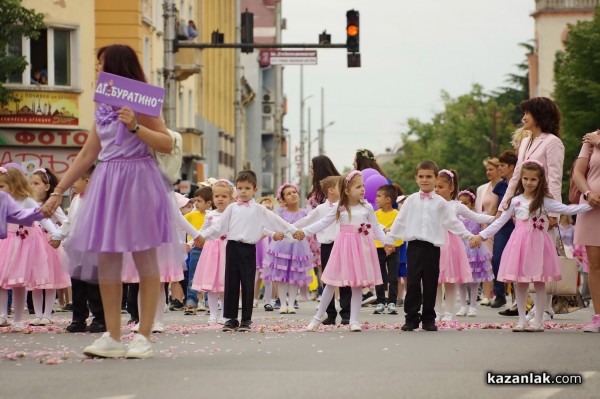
[384,161,473,332]
[195,171,300,332]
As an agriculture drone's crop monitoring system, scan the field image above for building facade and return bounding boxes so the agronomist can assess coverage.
[529,0,600,98]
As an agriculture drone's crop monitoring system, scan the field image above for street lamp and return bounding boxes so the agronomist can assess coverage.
[318,121,335,155]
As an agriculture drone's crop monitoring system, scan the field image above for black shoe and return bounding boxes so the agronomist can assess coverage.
[322,317,336,326]
[421,322,438,331]
[401,321,419,331]
[65,322,87,333]
[499,308,519,316]
[340,319,350,325]
[490,297,507,308]
[86,322,107,333]
[238,320,252,332]
[222,319,239,332]
[264,303,273,311]
[169,299,184,311]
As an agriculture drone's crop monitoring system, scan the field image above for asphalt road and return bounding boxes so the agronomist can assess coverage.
[1,299,599,399]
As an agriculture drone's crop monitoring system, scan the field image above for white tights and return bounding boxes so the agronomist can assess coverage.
[315,285,362,324]
[0,288,26,322]
[459,283,479,307]
[32,289,56,319]
[435,283,457,314]
[278,282,298,308]
[515,283,546,326]
[207,292,223,321]
[263,281,273,305]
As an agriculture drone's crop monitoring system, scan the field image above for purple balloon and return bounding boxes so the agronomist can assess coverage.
[360,168,380,182]
[364,174,388,209]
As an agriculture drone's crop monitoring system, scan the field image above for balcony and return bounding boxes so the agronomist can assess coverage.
[175,44,202,81]
[179,128,203,159]
[536,0,600,10]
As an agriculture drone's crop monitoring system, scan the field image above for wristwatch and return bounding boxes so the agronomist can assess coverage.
[583,191,591,201]
[129,122,141,134]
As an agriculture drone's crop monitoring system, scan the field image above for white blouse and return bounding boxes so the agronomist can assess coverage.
[20,197,60,237]
[198,209,224,241]
[450,200,495,225]
[294,201,340,244]
[480,194,592,240]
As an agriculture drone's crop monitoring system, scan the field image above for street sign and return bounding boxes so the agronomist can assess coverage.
[260,50,317,66]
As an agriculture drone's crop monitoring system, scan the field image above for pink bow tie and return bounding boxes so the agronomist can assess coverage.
[236,200,250,207]
[328,200,334,208]
[420,191,433,200]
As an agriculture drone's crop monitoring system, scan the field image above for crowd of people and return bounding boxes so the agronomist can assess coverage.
[2,44,600,360]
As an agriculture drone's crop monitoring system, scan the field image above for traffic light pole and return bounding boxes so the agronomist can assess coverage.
[176,43,348,49]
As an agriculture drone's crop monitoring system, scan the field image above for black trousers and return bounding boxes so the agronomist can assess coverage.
[375,247,400,304]
[223,240,256,322]
[404,240,440,324]
[71,278,104,325]
[320,243,351,321]
[126,283,139,321]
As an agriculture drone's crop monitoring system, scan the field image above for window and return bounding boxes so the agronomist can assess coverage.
[144,36,151,79]
[6,27,76,87]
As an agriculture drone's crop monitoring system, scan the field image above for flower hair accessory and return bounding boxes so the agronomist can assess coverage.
[0,167,7,174]
[345,170,362,184]
[213,179,234,188]
[523,159,544,168]
[277,183,299,200]
[34,168,50,182]
[438,169,454,181]
[457,190,475,202]
[356,149,375,161]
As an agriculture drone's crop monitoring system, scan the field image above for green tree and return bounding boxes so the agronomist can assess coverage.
[554,6,600,169]
[0,0,45,105]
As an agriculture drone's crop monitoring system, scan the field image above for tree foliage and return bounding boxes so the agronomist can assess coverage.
[554,6,600,168]
[0,0,45,105]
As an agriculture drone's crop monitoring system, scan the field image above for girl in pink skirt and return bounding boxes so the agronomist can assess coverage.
[0,166,60,331]
[297,170,385,332]
[471,160,592,332]
[434,170,494,322]
[261,184,313,314]
[456,189,495,318]
[192,179,234,324]
[30,167,71,326]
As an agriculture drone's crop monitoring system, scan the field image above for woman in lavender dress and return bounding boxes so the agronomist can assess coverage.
[44,45,181,359]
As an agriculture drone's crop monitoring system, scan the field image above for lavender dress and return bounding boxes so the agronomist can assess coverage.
[261,208,313,286]
[65,104,182,281]
[460,216,494,283]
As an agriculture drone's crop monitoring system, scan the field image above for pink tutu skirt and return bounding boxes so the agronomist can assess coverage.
[0,224,51,289]
[192,239,226,292]
[319,225,383,288]
[261,238,313,286]
[439,232,473,284]
[39,229,70,289]
[498,220,560,283]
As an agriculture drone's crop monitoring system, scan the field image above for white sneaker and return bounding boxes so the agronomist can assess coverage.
[131,323,140,333]
[83,332,126,358]
[152,323,165,333]
[456,306,467,317]
[207,318,217,325]
[526,308,536,322]
[38,317,51,326]
[0,315,9,327]
[480,297,491,306]
[349,322,362,332]
[253,299,259,308]
[435,312,442,322]
[467,307,477,317]
[126,334,153,359]
[287,306,296,314]
[306,315,326,332]
[543,310,554,321]
[11,321,25,332]
[441,312,453,322]
[29,318,41,326]
[217,318,227,325]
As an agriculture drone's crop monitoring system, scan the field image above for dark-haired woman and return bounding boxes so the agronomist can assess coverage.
[353,148,388,178]
[499,97,564,321]
[44,44,178,359]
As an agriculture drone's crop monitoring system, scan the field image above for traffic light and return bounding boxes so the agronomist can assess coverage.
[241,10,254,53]
[319,30,331,45]
[346,10,360,67]
[211,30,224,44]
[346,10,359,53]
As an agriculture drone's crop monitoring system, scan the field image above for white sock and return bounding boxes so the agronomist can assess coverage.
[515,283,528,326]
[350,287,362,324]
[278,282,289,307]
[459,284,468,308]
[315,285,335,320]
[43,289,56,319]
[288,284,298,307]
[32,290,44,319]
[207,292,220,320]
[470,283,479,307]
[263,280,272,305]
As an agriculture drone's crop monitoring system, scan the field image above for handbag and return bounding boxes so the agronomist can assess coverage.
[529,227,579,296]
[151,128,183,184]
[568,144,593,204]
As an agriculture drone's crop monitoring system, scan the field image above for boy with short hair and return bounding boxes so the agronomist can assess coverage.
[55,165,106,333]
[195,170,300,332]
[181,186,213,314]
[373,184,403,315]
[385,161,473,331]
[295,176,350,325]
